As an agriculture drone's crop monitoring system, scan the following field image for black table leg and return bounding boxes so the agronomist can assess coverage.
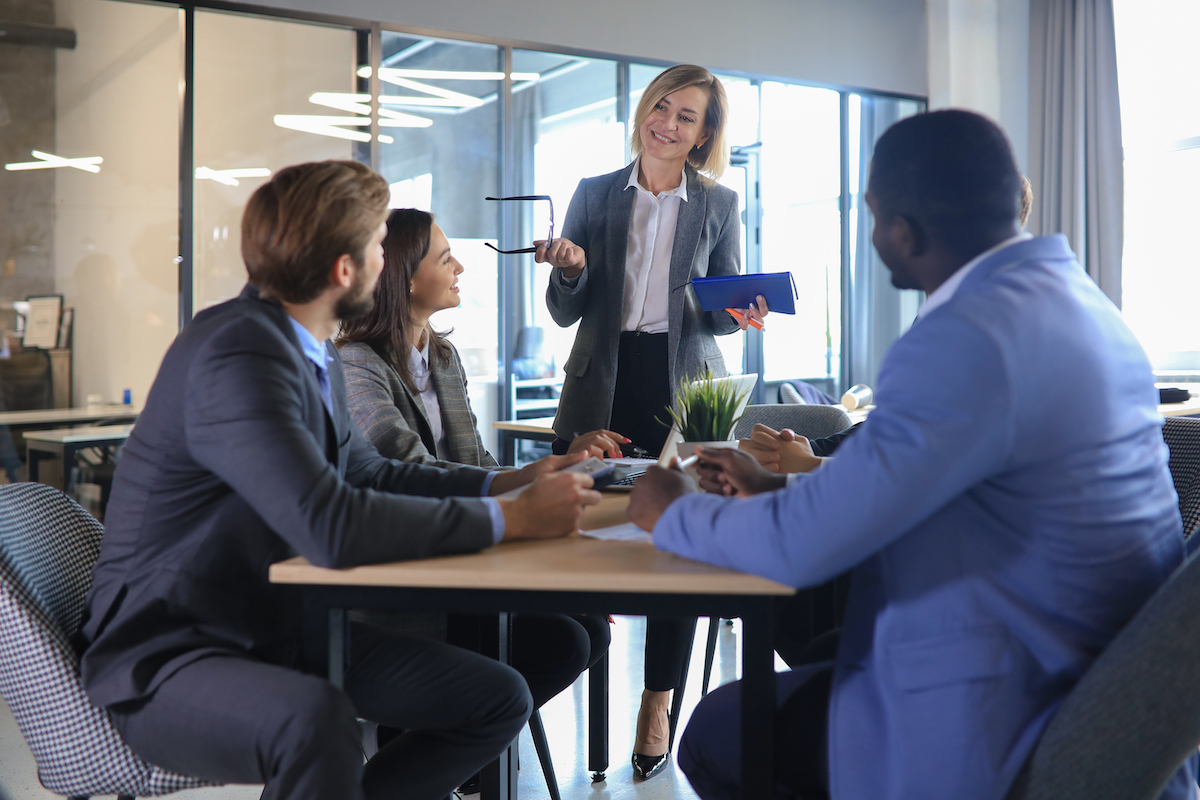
[62,443,79,498]
[588,652,609,781]
[740,599,776,800]
[27,447,45,484]
[480,612,517,800]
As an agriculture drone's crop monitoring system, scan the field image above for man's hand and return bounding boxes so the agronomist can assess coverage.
[487,452,588,496]
[739,424,827,474]
[628,463,697,531]
[567,429,629,459]
[500,470,601,540]
[695,446,788,497]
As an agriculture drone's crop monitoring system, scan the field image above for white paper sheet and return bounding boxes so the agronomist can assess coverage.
[580,522,654,544]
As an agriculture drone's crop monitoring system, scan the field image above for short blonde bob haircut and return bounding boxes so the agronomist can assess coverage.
[630,64,729,179]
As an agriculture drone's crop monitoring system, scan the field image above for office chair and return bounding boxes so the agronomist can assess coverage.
[0,482,211,800]
[1163,416,1200,541]
[733,403,852,442]
[1005,545,1200,800]
[0,349,54,410]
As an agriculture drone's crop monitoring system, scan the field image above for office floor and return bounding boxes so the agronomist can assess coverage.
[0,616,765,800]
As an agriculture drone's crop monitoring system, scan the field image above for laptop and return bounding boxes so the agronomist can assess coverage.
[602,372,759,491]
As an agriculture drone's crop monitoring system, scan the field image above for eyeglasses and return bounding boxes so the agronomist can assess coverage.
[484,195,554,255]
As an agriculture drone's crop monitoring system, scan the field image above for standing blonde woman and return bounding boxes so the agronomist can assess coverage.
[536,64,767,780]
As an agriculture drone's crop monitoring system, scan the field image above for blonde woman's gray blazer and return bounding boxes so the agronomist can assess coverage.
[546,161,741,441]
[339,341,499,470]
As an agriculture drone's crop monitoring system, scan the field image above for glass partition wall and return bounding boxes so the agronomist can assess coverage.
[0,0,925,473]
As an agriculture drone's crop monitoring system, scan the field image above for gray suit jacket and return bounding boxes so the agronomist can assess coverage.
[545,162,741,440]
[340,340,499,470]
[80,285,494,707]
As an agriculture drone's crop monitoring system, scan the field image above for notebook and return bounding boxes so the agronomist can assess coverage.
[690,272,798,315]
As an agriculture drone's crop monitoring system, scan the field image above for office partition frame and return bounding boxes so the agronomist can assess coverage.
[156,0,924,411]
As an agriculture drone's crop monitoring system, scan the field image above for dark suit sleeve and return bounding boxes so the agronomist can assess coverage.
[704,192,742,335]
[546,178,591,327]
[809,423,863,457]
[184,317,494,569]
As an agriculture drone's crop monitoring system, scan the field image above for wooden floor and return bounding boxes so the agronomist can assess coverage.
[0,616,765,800]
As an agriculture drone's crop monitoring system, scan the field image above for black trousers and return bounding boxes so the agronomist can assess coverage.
[609,331,674,457]
[109,622,532,800]
[446,612,610,707]
[678,664,832,800]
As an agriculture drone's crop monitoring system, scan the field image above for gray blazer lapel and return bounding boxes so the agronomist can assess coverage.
[604,163,637,325]
[668,167,707,378]
[400,369,436,450]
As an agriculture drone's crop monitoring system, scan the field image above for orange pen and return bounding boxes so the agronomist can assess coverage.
[726,307,764,331]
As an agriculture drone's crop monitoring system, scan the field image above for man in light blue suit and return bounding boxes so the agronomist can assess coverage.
[628,110,1191,800]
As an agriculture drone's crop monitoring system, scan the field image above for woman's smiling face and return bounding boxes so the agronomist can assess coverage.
[408,223,463,318]
[638,85,710,166]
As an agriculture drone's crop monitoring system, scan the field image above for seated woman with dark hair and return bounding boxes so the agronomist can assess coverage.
[336,208,612,718]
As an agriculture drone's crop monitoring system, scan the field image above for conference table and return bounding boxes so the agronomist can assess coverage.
[0,403,138,428]
[270,493,794,800]
[24,424,134,497]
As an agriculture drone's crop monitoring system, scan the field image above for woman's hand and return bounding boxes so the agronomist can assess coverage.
[738,424,827,474]
[567,429,629,459]
[731,294,770,331]
[534,237,586,280]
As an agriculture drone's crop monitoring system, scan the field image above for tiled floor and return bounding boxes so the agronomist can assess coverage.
[0,616,753,800]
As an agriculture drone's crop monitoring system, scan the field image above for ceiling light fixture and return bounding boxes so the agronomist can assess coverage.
[357,66,540,82]
[5,150,102,173]
[195,167,271,186]
[307,92,433,127]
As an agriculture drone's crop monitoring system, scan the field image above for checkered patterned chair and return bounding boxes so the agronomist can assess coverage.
[1163,416,1200,540]
[0,482,210,799]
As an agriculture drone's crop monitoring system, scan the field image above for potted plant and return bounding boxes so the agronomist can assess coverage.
[664,369,750,469]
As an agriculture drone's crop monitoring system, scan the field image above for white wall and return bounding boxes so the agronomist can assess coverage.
[926,0,1030,171]
[54,0,181,406]
[245,0,928,98]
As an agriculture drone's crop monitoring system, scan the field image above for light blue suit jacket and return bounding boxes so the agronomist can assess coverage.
[655,235,1191,800]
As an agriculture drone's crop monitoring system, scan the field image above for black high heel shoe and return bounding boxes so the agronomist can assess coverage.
[631,751,670,780]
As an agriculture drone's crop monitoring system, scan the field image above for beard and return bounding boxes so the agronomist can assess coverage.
[335,265,375,321]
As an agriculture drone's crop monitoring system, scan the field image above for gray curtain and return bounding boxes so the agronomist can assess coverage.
[1028,0,1124,307]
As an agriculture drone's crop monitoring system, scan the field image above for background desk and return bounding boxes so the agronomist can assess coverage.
[24,424,134,497]
[0,404,138,427]
[271,494,793,800]
[493,416,556,466]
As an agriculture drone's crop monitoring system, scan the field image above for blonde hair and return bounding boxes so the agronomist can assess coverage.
[630,64,729,179]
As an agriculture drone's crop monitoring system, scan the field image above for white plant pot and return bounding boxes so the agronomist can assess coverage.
[677,439,740,480]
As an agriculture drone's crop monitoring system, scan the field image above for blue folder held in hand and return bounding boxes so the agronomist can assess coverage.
[691,272,798,315]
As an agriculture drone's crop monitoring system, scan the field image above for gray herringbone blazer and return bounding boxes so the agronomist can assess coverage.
[339,341,499,470]
[546,162,741,441]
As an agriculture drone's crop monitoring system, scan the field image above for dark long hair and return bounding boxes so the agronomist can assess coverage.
[336,208,452,393]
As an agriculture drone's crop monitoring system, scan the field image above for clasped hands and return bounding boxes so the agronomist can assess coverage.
[628,424,823,532]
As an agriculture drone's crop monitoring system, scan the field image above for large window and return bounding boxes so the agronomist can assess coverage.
[0,0,180,407]
[0,0,926,466]
[1115,0,1200,371]
[193,12,361,313]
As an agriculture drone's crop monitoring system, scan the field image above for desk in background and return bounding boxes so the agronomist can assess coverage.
[24,424,134,497]
[0,404,138,428]
[493,416,556,466]
[1157,383,1200,418]
[271,494,793,800]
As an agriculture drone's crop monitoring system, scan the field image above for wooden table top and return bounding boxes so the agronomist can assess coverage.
[492,417,556,434]
[270,492,793,597]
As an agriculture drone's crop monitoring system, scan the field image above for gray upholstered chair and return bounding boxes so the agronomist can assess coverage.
[1004,545,1200,800]
[0,482,210,800]
[1163,416,1200,540]
[734,403,853,442]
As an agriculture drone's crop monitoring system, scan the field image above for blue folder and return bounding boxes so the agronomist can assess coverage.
[691,272,798,315]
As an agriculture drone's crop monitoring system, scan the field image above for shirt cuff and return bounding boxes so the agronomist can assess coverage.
[480,471,497,496]
[553,268,582,290]
[481,497,506,545]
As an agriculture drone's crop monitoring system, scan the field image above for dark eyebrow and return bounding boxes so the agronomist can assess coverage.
[438,247,451,259]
